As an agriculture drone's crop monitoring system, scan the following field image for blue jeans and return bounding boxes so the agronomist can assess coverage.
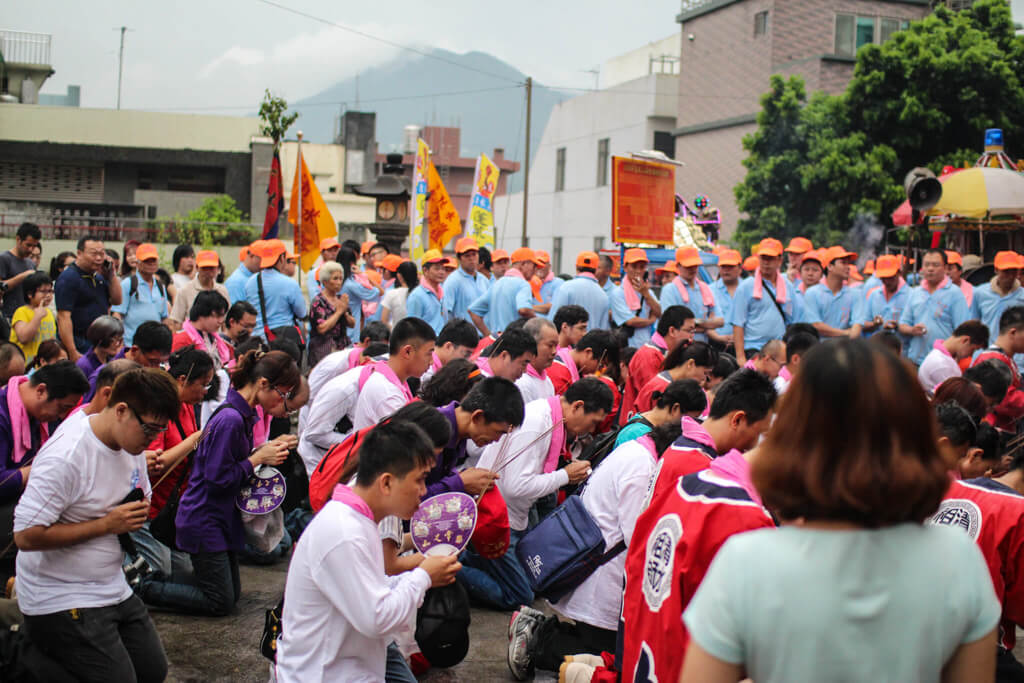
[456,529,533,611]
[129,521,193,581]
[385,642,417,683]
[240,525,292,565]
[138,551,240,617]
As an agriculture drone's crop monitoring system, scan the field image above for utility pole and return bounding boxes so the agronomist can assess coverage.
[115,26,130,110]
[520,77,532,246]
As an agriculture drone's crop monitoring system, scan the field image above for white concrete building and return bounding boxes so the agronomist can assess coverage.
[495,58,679,275]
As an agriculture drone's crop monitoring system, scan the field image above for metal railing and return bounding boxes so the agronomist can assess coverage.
[0,30,52,66]
[0,212,271,245]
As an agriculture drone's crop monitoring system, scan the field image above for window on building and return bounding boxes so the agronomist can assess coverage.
[552,237,563,275]
[555,147,566,192]
[653,131,676,160]
[596,138,610,187]
[754,11,769,37]
[835,14,910,57]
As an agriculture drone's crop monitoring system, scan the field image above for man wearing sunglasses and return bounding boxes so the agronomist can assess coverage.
[13,368,181,683]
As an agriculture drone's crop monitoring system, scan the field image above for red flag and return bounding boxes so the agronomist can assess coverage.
[263,148,283,239]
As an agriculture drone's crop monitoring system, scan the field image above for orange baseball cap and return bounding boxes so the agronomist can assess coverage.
[260,239,287,268]
[801,249,824,267]
[534,250,551,266]
[822,245,858,267]
[624,248,649,265]
[785,237,814,254]
[361,240,375,255]
[743,255,759,272]
[717,249,742,267]
[455,237,480,254]
[994,251,1022,270]
[421,249,445,265]
[874,254,901,278]
[196,250,219,268]
[848,264,863,282]
[491,249,510,263]
[756,238,784,257]
[238,246,249,262]
[381,254,404,272]
[135,243,159,262]
[576,251,600,269]
[443,256,458,269]
[863,259,875,275]
[945,250,963,266]
[248,240,266,260]
[655,260,677,276]
[319,237,341,252]
[511,247,536,265]
[675,247,703,268]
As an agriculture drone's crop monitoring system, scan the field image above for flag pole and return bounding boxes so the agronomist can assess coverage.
[296,131,303,285]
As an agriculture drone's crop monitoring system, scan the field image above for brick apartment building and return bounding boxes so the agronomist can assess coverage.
[674,0,932,241]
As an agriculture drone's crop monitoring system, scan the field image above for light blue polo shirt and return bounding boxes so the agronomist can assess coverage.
[899,279,970,364]
[550,275,610,330]
[540,277,563,306]
[407,284,446,334]
[610,285,653,348]
[468,274,533,334]
[306,266,322,302]
[659,277,720,342]
[442,267,490,322]
[342,277,381,333]
[710,279,738,332]
[728,276,802,351]
[224,264,253,304]
[970,282,1024,340]
[244,268,307,336]
[801,282,863,331]
[858,282,911,346]
[111,275,169,345]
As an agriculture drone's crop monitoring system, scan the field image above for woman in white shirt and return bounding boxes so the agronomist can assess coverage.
[681,339,1000,683]
[381,261,418,328]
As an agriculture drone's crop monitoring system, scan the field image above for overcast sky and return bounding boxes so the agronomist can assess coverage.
[9,0,680,112]
[9,0,1024,114]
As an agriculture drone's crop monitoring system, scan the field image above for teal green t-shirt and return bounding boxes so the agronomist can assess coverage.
[684,523,1000,682]
[613,421,653,448]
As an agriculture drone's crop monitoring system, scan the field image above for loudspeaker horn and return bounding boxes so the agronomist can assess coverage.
[903,167,943,213]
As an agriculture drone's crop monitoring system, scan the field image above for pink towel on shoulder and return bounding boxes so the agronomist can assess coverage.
[7,376,47,464]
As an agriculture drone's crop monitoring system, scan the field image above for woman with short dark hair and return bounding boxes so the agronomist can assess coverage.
[680,339,999,683]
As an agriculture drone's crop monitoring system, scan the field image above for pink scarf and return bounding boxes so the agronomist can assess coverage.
[554,347,580,383]
[709,449,760,504]
[680,415,716,450]
[503,267,526,281]
[431,352,443,374]
[923,276,951,295]
[933,339,953,358]
[476,357,494,377]
[525,363,546,380]
[353,272,380,317]
[361,361,414,402]
[651,332,667,351]
[331,483,374,521]
[752,268,788,304]
[182,319,233,368]
[542,271,555,284]
[779,365,792,382]
[637,434,658,461]
[346,346,363,370]
[418,277,443,301]
[959,279,974,307]
[7,376,46,464]
[543,396,565,473]
[622,276,643,311]
[253,405,273,447]
[673,276,715,309]
[576,272,598,282]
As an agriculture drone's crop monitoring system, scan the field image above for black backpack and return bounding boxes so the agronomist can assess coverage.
[564,414,654,495]
[128,274,166,300]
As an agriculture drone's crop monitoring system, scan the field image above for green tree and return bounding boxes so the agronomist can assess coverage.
[159,195,254,247]
[733,0,1024,249]
[258,90,299,145]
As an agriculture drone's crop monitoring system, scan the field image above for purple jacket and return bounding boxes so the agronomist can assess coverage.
[75,350,102,381]
[0,387,42,504]
[175,388,255,553]
[424,402,467,499]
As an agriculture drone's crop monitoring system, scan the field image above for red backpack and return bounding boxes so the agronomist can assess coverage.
[308,424,376,513]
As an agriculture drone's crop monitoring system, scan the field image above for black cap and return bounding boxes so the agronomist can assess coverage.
[415,582,471,668]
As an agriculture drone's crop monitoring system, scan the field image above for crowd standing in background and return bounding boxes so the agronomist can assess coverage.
[0,223,1019,682]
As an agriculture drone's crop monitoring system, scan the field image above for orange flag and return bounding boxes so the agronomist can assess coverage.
[427,160,462,251]
[289,149,337,272]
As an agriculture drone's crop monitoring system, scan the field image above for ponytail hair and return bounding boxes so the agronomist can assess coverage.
[651,420,684,456]
[662,340,717,372]
[231,349,300,391]
[336,246,358,282]
[167,347,215,383]
[651,378,707,415]
[397,260,419,293]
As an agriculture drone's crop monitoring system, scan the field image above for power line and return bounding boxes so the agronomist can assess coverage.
[129,84,524,113]
[251,0,524,85]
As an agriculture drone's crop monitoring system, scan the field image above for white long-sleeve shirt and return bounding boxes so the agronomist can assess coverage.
[297,367,362,476]
[299,349,355,434]
[553,438,656,630]
[276,500,431,682]
[352,372,409,431]
[516,371,555,404]
[477,398,569,531]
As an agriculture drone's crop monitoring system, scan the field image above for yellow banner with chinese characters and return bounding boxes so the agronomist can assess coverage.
[288,148,337,272]
[468,153,499,249]
[409,138,430,262]
[427,160,462,252]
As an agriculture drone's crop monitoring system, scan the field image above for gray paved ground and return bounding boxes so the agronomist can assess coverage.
[153,561,557,682]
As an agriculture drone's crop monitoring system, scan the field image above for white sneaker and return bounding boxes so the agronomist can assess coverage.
[507,610,544,681]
